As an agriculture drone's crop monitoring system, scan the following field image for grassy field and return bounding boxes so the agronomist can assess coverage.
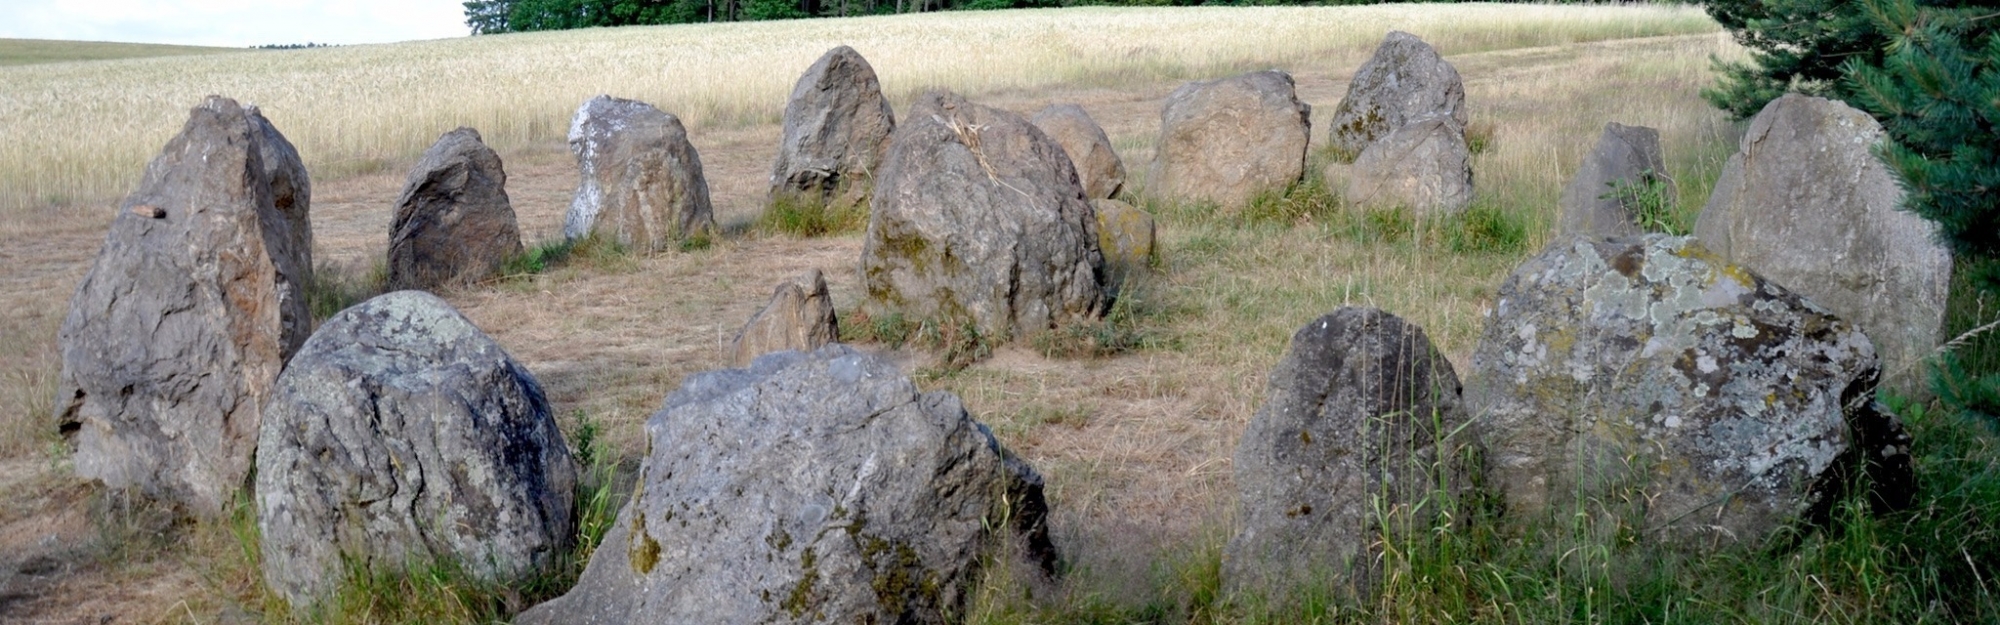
[4,3,1999,624]
[0,4,1717,216]
[0,37,242,66]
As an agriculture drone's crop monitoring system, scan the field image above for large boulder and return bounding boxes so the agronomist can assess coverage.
[1695,94,1951,394]
[247,105,314,354]
[769,45,897,209]
[53,96,312,516]
[256,290,578,607]
[387,127,523,291]
[1327,31,1469,159]
[564,95,716,248]
[1091,198,1154,296]
[1146,70,1311,210]
[861,91,1106,341]
[1467,234,1915,547]
[1340,116,1473,217]
[1031,104,1125,200]
[730,269,840,366]
[1226,308,1477,597]
[514,344,1055,625]
[1559,122,1672,238]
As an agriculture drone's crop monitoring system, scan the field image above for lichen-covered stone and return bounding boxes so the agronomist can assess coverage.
[1091,198,1154,296]
[565,95,715,248]
[387,127,522,290]
[1694,94,1951,395]
[1327,31,1468,159]
[1466,234,1914,547]
[769,45,896,208]
[257,291,577,607]
[1559,122,1671,238]
[862,90,1105,341]
[1226,308,1477,597]
[730,269,839,366]
[1147,70,1311,210]
[1031,104,1125,200]
[54,96,311,516]
[1342,116,1472,217]
[513,344,1054,625]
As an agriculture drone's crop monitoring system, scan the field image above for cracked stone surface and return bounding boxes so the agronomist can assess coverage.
[256,290,577,607]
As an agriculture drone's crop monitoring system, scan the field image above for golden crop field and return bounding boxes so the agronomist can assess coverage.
[0,4,1717,216]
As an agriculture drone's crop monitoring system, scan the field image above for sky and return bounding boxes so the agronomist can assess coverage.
[0,0,471,48]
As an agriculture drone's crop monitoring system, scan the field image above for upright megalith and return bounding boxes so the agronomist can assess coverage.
[1226,308,1478,597]
[1328,31,1468,159]
[1559,122,1672,238]
[565,95,716,249]
[514,344,1055,625]
[1340,115,1473,217]
[1031,103,1126,200]
[1466,234,1914,547]
[769,45,897,209]
[53,95,311,516]
[247,105,314,353]
[257,291,578,607]
[730,269,840,366]
[1695,94,1951,393]
[387,127,522,291]
[1147,70,1312,210]
[862,90,1106,341]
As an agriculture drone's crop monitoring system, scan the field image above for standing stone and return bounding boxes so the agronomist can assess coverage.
[1091,198,1154,295]
[1695,94,1951,393]
[53,96,311,516]
[1031,104,1126,200]
[1559,122,1672,238]
[387,127,522,291]
[730,269,840,367]
[1466,234,1915,547]
[862,91,1105,341]
[770,45,897,209]
[514,344,1055,625]
[565,95,716,248]
[1342,116,1473,217]
[1327,31,1469,159]
[257,291,578,607]
[247,105,314,355]
[1147,70,1311,210]
[1226,308,1477,597]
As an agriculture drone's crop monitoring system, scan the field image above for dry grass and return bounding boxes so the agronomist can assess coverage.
[0,5,1755,622]
[0,4,1716,216]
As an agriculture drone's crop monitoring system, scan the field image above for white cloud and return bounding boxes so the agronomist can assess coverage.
[0,0,469,48]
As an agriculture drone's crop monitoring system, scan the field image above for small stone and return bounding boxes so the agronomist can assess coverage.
[1343,116,1473,217]
[565,95,716,248]
[769,45,897,209]
[386,127,523,291]
[730,269,840,367]
[1226,307,1478,597]
[1559,122,1672,238]
[1327,31,1469,159]
[1147,70,1311,210]
[861,90,1105,342]
[1031,103,1125,200]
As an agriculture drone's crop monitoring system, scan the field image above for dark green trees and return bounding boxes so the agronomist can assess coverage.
[1706,0,2000,292]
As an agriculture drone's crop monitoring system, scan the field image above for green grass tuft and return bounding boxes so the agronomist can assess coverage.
[758,193,870,238]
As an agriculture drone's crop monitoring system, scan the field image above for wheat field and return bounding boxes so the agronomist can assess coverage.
[0,4,1718,217]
